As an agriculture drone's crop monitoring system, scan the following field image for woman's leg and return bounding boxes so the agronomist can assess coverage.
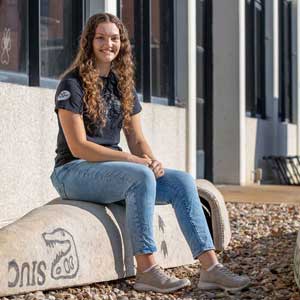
[135,168,218,271]
[155,168,250,291]
[155,168,215,260]
[51,160,191,293]
[51,159,158,257]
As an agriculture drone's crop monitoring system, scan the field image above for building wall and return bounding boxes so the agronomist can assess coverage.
[0,82,186,228]
[244,0,300,184]
[244,0,275,184]
[0,0,299,229]
[213,0,300,185]
[245,118,298,183]
[212,0,245,184]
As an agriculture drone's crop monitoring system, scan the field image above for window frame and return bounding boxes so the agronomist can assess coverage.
[28,0,40,86]
[245,0,266,119]
[279,0,297,123]
[118,0,176,106]
[0,0,29,85]
[39,0,84,87]
[0,0,85,88]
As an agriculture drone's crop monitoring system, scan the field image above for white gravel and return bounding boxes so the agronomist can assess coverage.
[1,202,300,300]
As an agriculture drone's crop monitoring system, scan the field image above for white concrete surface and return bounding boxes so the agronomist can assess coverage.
[0,200,195,297]
[0,82,186,228]
[186,0,197,178]
[213,0,244,184]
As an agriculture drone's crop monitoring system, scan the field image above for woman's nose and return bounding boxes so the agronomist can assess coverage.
[104,38,113,47]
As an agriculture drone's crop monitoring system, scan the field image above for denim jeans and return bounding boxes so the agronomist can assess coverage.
[50,159,215,258]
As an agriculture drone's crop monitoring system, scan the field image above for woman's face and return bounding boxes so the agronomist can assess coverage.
[92,22,121,64]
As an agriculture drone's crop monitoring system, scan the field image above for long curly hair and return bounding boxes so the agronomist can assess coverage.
[61,13,135,132]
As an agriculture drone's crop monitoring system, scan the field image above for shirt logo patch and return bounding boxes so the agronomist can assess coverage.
[57,90,71,101]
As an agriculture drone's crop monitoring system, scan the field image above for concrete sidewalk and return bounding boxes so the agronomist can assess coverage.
[215,184,300,205]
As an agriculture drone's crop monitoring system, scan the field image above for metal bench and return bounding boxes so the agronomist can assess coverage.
[263,156,300,185]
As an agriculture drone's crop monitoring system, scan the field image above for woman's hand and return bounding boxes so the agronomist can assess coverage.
[127,153,152,166]
[143,154,165,179]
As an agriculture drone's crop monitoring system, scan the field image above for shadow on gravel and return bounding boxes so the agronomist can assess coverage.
[96,231,298,299]
[210,231,298,299]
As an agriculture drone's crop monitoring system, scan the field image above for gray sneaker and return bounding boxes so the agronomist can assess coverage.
[134,265,191,293]
[198,263,250,292]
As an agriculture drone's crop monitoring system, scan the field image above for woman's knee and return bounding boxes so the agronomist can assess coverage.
[129,164,156,190]
[165,169,196,192]
[126,165,156,206]
[167,169,194,183]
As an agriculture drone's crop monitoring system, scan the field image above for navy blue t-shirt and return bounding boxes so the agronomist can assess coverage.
[53,69,142,168]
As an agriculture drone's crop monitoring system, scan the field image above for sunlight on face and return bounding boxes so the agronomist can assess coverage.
[92,22,121,65]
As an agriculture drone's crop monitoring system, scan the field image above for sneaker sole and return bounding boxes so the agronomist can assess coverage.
[197,281,250,292]
[134,281,191,293]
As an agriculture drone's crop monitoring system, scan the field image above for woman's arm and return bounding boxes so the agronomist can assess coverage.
[123,113,156,160]
[58,109,151,166]
[124,113,164,178]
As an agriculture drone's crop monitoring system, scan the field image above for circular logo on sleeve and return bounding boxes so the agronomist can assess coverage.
[57,90,71,101]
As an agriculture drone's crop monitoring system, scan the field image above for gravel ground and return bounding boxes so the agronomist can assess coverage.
[1,202,300,300]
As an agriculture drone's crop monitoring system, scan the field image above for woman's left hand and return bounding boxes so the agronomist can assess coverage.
[143,154,165,178]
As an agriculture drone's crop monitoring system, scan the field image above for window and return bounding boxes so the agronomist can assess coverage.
[85,0,105,21]
[245,0,266,118]
[196,0,206,179]
[40,0,83,88]
[279,0,297,123]
[119,0,175,105]
[119,0,143,93]
[196,0,213,180]
[0,0,28,85]
[197,0,205,102]
[151,0,174,99]
[0,0,83,88]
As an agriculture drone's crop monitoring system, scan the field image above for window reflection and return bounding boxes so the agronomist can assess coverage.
[0,0,28,83]
[197,0,205,101]
[40,0,80,80]
[245,0,265,117]
[151,0,171,98]
[121,0,173,99]
[196,0,205,154]
[121,0,142,93]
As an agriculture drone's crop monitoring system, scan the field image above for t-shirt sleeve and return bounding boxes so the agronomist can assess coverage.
[54,79,84,114]
[131,89,142,116]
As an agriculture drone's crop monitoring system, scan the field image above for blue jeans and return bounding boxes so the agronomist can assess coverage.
[50,159,215,258]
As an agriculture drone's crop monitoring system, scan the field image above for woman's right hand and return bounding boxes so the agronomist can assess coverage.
[127,154,152,166]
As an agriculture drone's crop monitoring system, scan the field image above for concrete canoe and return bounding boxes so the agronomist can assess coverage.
[0,179,231,297]
[0,199,195,297]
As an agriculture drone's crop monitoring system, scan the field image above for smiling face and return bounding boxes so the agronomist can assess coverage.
[92,22,121,65]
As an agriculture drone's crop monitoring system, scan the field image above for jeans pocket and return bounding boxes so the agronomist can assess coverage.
[50,170,68,199]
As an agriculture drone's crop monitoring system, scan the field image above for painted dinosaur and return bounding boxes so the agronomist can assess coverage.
[42,228,79,280]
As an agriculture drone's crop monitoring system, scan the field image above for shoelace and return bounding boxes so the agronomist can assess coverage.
[152,265,172,281]
[216,264,241,279]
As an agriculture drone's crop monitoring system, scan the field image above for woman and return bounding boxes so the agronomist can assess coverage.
[50,13,250,293]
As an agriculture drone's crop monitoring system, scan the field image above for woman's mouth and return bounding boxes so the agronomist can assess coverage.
[100,49,114,55]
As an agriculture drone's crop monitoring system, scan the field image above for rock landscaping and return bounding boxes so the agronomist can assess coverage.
[1,202,299,300]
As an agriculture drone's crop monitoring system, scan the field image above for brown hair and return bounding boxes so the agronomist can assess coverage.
[61,13,135,131]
